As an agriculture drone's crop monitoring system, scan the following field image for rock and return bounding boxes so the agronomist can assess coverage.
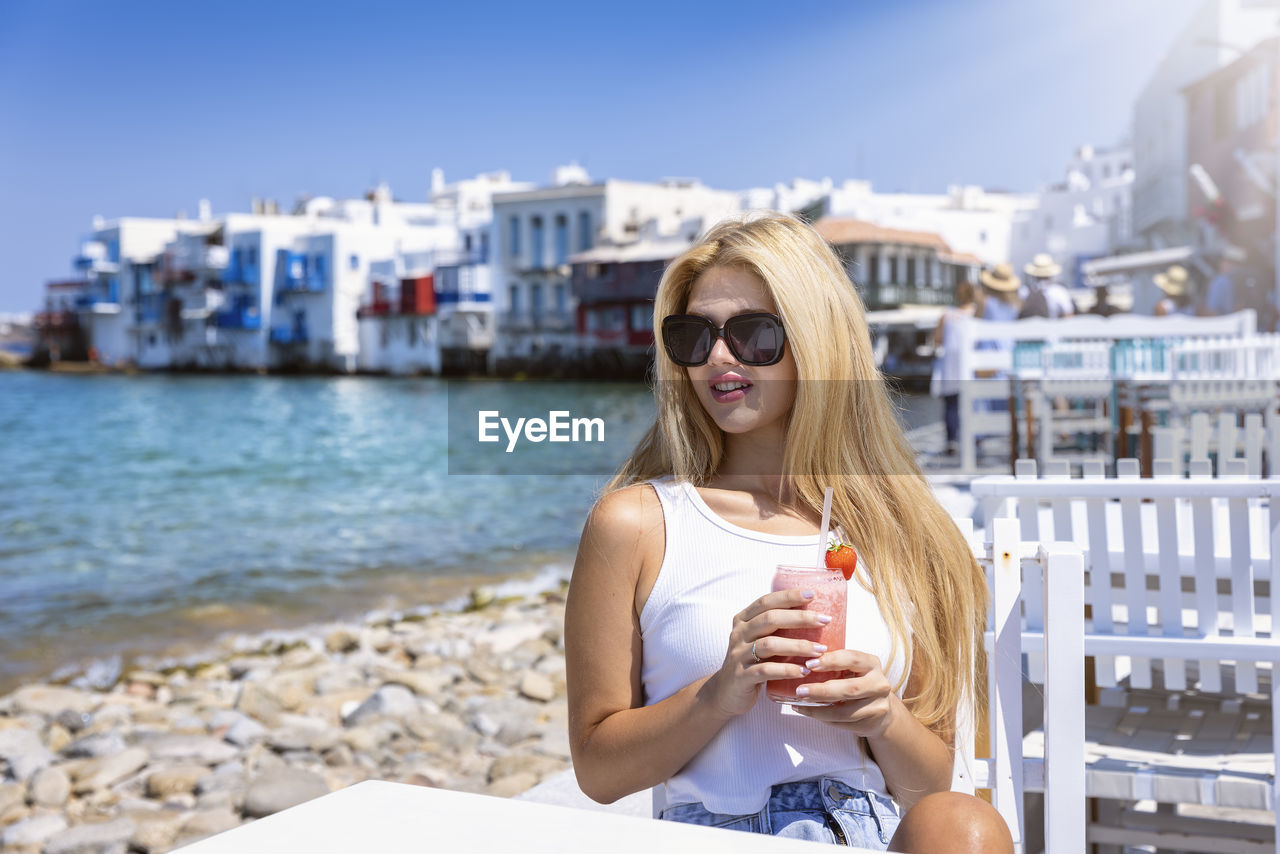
[488,753,566,784]
[405,763,449,788]
[342,685,419,726]
[195,788,236,812]
[518,672,556,702]
[380,669,454,698]
[0,781,26,817]
[235,682,286,727]
[55,710,92,733]
[45,722,73,754]
[0,727,53,782]
[469,586,497,610]
[175,808,240,846]
[193,662,231,682]
[314,667,363,696]
[29,765,70,807]
[322,743,355,767]
[73,747,149,794]
[12,685,97,718]
[145,764,208,798]
[468,698,542,746]
[139,733,238,765]
[61,732,127,759]
[224,715,268,747]
[478,622,545,655]
[44,817,135,854]
[1,813,67,848]
[268,723,339,754]
[325,628,360,654]
[487,772,538,798]
[242,767,330,818]
[127,811,184,854]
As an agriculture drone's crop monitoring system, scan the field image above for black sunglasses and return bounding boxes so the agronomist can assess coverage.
[660,312,787,367]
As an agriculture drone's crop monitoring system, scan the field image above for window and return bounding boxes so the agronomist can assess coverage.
[247,247,257,267]
[509,215,520,257]
[554,215,569,266]
[409,320,418,347]
[479,232,490,263]
[630,303,652,331]
[578,211,593,251]
[509,284,520,315]
[866,252,879,286]
[531,283,544,319]
[464,234,472,252]
[554,283,566,315]
[531,217,544,268]
[349,254,359,271]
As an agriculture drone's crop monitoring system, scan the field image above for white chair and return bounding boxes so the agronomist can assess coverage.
[972,460,1280,853]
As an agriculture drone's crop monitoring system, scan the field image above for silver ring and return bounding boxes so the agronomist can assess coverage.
[750,641,762,664]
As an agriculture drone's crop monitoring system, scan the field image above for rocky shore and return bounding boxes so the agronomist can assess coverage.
[0,583,572,853]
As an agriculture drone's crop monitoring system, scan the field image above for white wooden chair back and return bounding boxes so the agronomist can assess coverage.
[972,465,1280,852]
[972,518,1086,853]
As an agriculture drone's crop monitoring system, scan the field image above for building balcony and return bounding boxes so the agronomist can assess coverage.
[215,307,262,330]
[270,325,308,344]
[499,311,574,333]
[356,301,393,319]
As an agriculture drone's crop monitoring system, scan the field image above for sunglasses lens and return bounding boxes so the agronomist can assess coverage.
[663,318,713,366]
[726,315,783,365]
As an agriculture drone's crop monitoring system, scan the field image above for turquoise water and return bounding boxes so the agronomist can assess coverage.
[0,371,937,690]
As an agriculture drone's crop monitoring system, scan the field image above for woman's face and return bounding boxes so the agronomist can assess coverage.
[683,265,798,439]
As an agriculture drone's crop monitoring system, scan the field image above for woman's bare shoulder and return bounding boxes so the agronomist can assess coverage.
[583,483,664,546]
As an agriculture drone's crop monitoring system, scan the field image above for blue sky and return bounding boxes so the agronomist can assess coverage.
[0,0,1205,312]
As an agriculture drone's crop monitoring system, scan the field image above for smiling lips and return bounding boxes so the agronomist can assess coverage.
[709,373,752,403]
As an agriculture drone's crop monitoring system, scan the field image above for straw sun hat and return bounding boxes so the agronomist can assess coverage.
[1024,253,1062,279]
[979,263,1021,292]
[1155,264,1188,296]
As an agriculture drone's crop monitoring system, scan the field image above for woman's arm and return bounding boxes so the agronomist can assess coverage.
[564,485,825,804]
[794,650,954,811]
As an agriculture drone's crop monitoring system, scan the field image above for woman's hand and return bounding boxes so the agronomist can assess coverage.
[702,588,835,718]
[790,650,898,738]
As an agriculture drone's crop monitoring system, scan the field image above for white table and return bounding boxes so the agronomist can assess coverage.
[175,780,870,853]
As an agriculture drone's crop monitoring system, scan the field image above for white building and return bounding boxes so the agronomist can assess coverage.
[490,165,740,374]
[72,217,209,367]
[1131,0,1279,246]
[357,171,534,375]
[822,181,1038,268]
[1008,143,1136,286]
[271,186,456,373]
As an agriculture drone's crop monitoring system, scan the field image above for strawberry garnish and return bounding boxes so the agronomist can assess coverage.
[825,541,857,580]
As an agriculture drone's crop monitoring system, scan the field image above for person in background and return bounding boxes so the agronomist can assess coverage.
[931,280,982,456]
[979,263,1021,323]
[1018,254,1074,319]
[1087,280,1121,317]
[1200,250,1241,317]
[1153,265,1194,317]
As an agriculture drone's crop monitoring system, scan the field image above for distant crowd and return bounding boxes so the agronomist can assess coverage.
[928,249,1279,455]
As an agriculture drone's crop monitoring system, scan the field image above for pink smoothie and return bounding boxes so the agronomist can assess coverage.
[765,564,848,706]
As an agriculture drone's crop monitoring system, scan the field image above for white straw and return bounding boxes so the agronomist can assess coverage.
[815,487,834,569]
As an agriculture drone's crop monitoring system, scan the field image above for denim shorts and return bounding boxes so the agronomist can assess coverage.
[659,777,901,849]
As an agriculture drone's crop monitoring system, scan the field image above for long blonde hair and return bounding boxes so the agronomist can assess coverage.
[608,212,986,736]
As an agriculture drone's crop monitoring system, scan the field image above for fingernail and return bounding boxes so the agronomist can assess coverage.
[805,658,821,669]
[816,614,832,624]
[795,686,810,697]
[812,644,827,653]
[801,590,815,600]
[800,667,811,675]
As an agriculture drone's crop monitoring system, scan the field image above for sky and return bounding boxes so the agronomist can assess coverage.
[0,0,1208,313]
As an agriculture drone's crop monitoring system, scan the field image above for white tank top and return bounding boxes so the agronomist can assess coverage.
[640,476,910,815]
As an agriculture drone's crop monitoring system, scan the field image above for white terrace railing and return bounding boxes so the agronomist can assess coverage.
[947,310,1269,472]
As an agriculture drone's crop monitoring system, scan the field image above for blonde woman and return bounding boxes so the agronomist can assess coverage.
[565,213,1011,852]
